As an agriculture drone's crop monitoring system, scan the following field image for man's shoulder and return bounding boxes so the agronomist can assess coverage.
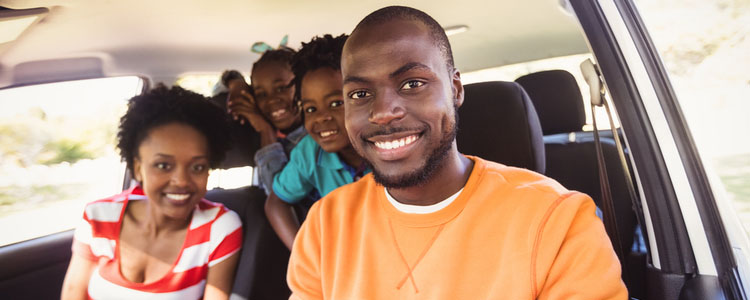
[472,157,569,197]
[468,156,586,214]
[310,174,377,213]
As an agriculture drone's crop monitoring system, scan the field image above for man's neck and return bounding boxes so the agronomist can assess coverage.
[387,148,474,206]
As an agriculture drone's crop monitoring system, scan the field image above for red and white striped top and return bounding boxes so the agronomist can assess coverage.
[72,186,242,300]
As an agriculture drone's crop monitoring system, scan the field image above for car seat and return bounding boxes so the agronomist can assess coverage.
[516,69,643,297]
[204,92,291,300]
[458,81,545,174]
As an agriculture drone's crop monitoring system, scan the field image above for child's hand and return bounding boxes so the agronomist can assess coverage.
[227,88,273,134]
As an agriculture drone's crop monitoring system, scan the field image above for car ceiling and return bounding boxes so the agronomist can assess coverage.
[0,0,588,88]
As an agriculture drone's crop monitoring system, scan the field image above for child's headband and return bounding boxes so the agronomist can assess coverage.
[251,35,290,53]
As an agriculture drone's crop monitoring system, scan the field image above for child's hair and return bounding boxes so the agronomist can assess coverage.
[251,48,297,78]
[117,84,232,173]
[291,34,349,102]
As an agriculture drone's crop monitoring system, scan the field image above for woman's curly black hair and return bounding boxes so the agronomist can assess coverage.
[290,34,349,102]
[117,84,232,173]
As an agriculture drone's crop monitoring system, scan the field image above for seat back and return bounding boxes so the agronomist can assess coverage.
[515,70,586,135]
[458,81,545,174]
[204,92,291,299]
[205,186,291,300]
[208,92,262,169]
[516,70,641,296]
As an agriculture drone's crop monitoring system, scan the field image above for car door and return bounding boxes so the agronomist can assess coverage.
[569,0,750,299]
[0,77,145,299]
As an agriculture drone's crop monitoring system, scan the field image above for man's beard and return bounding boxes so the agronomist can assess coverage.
[367,106,459,189]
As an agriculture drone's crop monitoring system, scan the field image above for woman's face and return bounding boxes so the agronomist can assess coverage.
[133,122,210,221]
[251,60,300,130]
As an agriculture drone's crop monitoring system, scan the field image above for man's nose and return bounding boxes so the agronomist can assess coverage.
[369,90,405,125]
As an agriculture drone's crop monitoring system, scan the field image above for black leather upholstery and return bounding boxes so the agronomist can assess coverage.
[204,186,291,300]
[208,92,262,169]
[203,93,292,299]
[543,133,636,250]
[458,81,545,174]
[517,70,641,295]
[515,70,586,135]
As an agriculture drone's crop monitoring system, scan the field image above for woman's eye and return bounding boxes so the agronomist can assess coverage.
[155,162,171,170]
[349,90,371,99]
[401,80,425,90]
[304,106,316,114]
[330,100,344,108]
[192,164,207,172]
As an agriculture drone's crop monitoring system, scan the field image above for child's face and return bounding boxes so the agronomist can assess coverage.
[300,67,351,153]
[251,60,300,130]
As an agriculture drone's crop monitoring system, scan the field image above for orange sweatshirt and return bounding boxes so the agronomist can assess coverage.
[288,156,627,299]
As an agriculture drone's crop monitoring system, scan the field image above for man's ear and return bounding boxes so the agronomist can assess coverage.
[133,157,142,183]
[451,68,464,108]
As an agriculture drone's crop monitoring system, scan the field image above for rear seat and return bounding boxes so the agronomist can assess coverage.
[204,92,291,300]
[458,81,545,173]
[515,70,643,296]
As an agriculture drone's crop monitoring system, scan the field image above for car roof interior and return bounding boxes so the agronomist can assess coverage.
[0,0,589,88]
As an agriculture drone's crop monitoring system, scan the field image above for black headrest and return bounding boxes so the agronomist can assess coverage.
[457,81,545,174]
[515,70,585,135]
[209,92,261,169]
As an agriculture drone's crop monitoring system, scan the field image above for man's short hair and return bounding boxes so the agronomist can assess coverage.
[351,6,455,71]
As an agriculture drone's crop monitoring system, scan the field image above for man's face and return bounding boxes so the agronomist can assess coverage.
[342,19,463,188]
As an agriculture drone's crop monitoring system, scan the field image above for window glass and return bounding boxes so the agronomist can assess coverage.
[462,53,619,130]
[176,73,251,97]
[0,77,143,245]
[634,0,750,234]
[177,73,258,189]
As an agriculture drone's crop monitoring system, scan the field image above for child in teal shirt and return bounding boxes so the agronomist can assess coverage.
[264,34,369,250]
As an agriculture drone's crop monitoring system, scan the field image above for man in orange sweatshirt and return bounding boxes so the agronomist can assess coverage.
[287,5,628,299]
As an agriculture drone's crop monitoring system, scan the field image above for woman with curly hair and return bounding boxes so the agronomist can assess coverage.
[61,85,242,300]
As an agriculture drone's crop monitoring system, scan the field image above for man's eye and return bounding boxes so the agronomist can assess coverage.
[330,100,344,108]
[349,90,371,99]
[401,80,425,90]
[304,106,317,114]
[155,162,171,170]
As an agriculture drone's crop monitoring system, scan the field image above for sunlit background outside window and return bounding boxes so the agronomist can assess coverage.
[0,77,142,245]
[634,0,750,235]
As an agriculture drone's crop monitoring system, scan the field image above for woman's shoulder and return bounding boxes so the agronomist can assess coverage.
[82,187,143,221]
[193,199,242,231]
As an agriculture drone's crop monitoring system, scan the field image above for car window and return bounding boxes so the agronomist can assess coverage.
[634,0,750,236]
[177,74,257,189]
[462,53,620,130]
[0,76,143,246]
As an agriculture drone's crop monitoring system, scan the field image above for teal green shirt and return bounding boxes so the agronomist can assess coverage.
[272,135,370,204]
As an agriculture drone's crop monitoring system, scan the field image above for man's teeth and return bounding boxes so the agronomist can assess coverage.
[374,135,418,150]
[272,109,286,118]
[166,193,190,201]
[320,130,338,138]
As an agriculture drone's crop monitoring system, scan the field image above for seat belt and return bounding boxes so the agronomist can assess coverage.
[580,59,632,285]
